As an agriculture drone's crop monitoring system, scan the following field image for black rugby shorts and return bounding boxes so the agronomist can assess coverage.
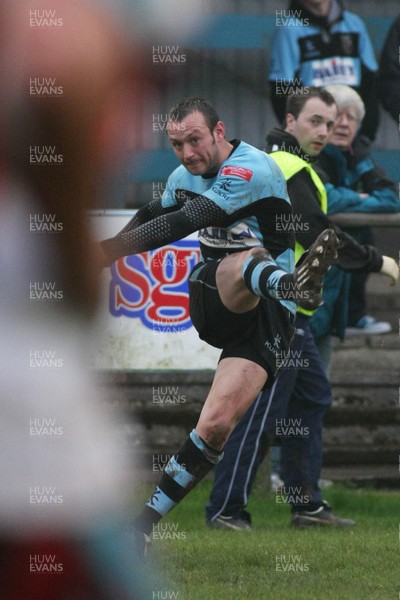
[189,260,295,387]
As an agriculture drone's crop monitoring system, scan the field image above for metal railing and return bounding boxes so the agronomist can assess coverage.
[330,213,400,228]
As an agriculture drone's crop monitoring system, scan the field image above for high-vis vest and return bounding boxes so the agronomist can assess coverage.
[270,150,328,316]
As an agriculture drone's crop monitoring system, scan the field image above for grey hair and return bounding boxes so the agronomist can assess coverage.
[323,84,365,122]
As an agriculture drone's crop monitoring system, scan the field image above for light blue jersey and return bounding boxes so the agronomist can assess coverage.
[162,140,295,277]
[270,11,377,88]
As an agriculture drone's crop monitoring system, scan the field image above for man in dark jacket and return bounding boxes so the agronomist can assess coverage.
[269,0,379,140]
[205,88,398,530]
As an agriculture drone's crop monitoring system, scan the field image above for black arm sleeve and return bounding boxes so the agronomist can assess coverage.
[101,195,228,263]
[333,231,383,273]
[288,171,334,250]
[361,162,397,195]
[118,199,177,235]
[288,171,383,273]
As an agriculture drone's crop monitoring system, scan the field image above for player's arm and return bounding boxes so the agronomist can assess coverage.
[100,195,228,264]
[288,171,383,273]
[116,168,187,235]
[325,183,399,214]
[93,198,180,269]
[118,198,178,235]
[316,141,399,214]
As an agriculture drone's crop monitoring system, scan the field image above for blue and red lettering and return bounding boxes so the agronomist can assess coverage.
[109,240,200,332]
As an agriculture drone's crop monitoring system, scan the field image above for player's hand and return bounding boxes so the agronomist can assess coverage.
[380,255,399,286]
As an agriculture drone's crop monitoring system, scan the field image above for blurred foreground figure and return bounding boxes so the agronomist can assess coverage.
[0,1,156,597]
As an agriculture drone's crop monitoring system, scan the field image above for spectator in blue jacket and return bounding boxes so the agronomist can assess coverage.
[269,0,379,140]
[314,84,399,339]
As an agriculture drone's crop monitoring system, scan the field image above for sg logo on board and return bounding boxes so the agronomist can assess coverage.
[109,240,200,333]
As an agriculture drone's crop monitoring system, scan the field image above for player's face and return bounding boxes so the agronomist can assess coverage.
[286,97,337,158]
[167,111,225,176]
[328,106,359,149]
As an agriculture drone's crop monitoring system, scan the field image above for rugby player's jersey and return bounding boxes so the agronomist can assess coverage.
[161,139,295,275]
[269,10,377,88]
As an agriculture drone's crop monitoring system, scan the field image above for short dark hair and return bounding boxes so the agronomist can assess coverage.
[167,97,220,132]
[286,87,336,118]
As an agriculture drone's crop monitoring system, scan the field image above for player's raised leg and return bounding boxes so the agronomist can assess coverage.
[217,228,339,312]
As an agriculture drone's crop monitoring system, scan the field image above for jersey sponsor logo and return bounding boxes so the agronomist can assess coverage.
[264,332,282,358]
[311,57,357,86]
[199,223,259,248]
[211,178,232,200]
[220,165,253,181]
[217,178,232,192]
[304,38,317,56]
[109,241,200,332]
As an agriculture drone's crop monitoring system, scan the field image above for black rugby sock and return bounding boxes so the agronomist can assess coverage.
[133,430,223,535]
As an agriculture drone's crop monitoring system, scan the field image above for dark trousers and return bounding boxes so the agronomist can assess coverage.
[206,314,332,520]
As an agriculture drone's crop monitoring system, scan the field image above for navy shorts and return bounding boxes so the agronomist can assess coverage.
[189,260,295,386]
